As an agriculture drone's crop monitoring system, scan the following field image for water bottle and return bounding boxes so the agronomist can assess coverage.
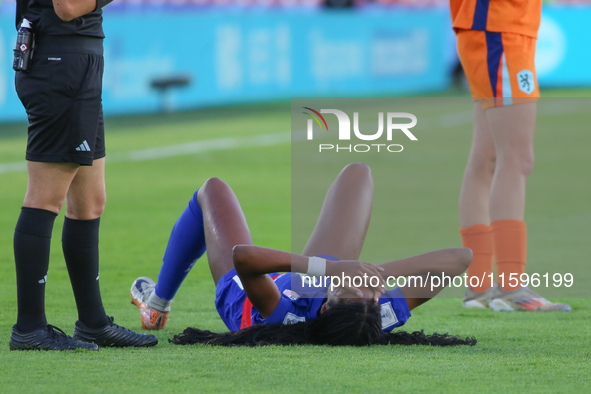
[13,19,34,72]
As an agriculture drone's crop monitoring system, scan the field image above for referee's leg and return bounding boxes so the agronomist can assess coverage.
[15,161,79,333]
[62,158,110,329]
[65,158,106,220]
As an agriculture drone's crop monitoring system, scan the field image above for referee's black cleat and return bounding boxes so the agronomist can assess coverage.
[9,324,99,351]
[73,316,158,347]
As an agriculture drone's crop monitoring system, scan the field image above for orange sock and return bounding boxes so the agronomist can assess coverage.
[491,220,527,291]
[459,224,493,293]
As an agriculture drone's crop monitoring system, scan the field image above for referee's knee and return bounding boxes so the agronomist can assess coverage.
[66,194,106,220]
[23,191,67,215]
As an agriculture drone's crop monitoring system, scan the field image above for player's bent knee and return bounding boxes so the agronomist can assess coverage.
[198,177,231,202]
[443,248,473,275]
[459,248,473,271]
[340,162,373,186]
[201,177,228,192]
[342,162,371,176]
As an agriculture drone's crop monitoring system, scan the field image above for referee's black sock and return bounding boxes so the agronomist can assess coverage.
[62,217,109,329]
[14,207,57,333]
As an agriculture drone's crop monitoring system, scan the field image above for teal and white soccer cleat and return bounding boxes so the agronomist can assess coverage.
[131,277,170,330]
[462,285,496,309]
[489,285,571,312]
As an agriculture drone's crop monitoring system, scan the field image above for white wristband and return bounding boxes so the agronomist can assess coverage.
[306,256,327,277]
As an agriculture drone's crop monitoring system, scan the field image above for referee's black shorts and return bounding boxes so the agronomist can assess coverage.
[15,36,105,166]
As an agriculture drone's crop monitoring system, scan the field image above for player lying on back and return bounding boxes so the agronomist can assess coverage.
[131,163,476,346]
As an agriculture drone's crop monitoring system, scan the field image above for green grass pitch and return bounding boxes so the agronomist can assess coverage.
[0,99,590,393]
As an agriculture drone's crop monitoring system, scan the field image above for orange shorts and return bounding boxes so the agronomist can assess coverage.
[456,29,539,110]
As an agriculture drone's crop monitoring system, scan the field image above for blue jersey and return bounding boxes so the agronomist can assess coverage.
[215,269,411,332]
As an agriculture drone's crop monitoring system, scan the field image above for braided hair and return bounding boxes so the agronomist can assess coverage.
[170,302,476,347]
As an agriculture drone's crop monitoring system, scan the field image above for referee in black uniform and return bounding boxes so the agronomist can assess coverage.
[10,0,157,350]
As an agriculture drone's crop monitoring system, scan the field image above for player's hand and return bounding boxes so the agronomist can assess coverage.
[325,259,385,297]
[331,286,383,302]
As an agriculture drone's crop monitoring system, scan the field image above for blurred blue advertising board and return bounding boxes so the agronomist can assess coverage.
[0,9,448,121]
[536,7,590,88]
[0,5,587,123]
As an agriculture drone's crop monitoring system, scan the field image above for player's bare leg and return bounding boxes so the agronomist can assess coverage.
[197,177,254,285]
[131,176,253,329]
[487,103,535,294]
[485,103,569,311]
[458,103,497,307]
[307,163,472,310]
[302,162,374,261]
[459,103,496,229]
[486,103,536,222]
[304,163,385,306]
[303,163,383,308]
[459,102,536,306]
[381,248,473,311]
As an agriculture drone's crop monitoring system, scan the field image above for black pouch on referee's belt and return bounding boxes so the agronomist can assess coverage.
[13,19,35,72]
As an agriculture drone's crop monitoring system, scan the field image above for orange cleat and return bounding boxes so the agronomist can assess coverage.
[130,277,170,330]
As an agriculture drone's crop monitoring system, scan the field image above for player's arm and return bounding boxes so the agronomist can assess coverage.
[232,245,385,318]
[377,248,472,310]
[378,248,472,278]
[53,0,113,22]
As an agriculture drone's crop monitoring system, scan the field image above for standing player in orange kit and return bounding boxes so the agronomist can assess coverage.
[451,0,570,311]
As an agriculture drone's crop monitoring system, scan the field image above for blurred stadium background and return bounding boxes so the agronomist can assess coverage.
[0,0,589,121]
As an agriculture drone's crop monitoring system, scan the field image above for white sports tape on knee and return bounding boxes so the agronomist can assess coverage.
[306,256,327,277]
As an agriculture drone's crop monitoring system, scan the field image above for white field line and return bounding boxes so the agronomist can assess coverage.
[0,132,292,175]
[124,132,291,162]
[0,103,586,175]
[0,161,28,174]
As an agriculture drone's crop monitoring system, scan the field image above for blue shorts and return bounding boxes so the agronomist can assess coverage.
[215,268,269,332]
[215,269,245,332]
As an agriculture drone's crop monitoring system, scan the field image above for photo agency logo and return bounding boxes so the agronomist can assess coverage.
[302,107,418,153]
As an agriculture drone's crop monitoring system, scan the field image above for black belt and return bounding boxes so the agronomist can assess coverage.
[34,35,104,56]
